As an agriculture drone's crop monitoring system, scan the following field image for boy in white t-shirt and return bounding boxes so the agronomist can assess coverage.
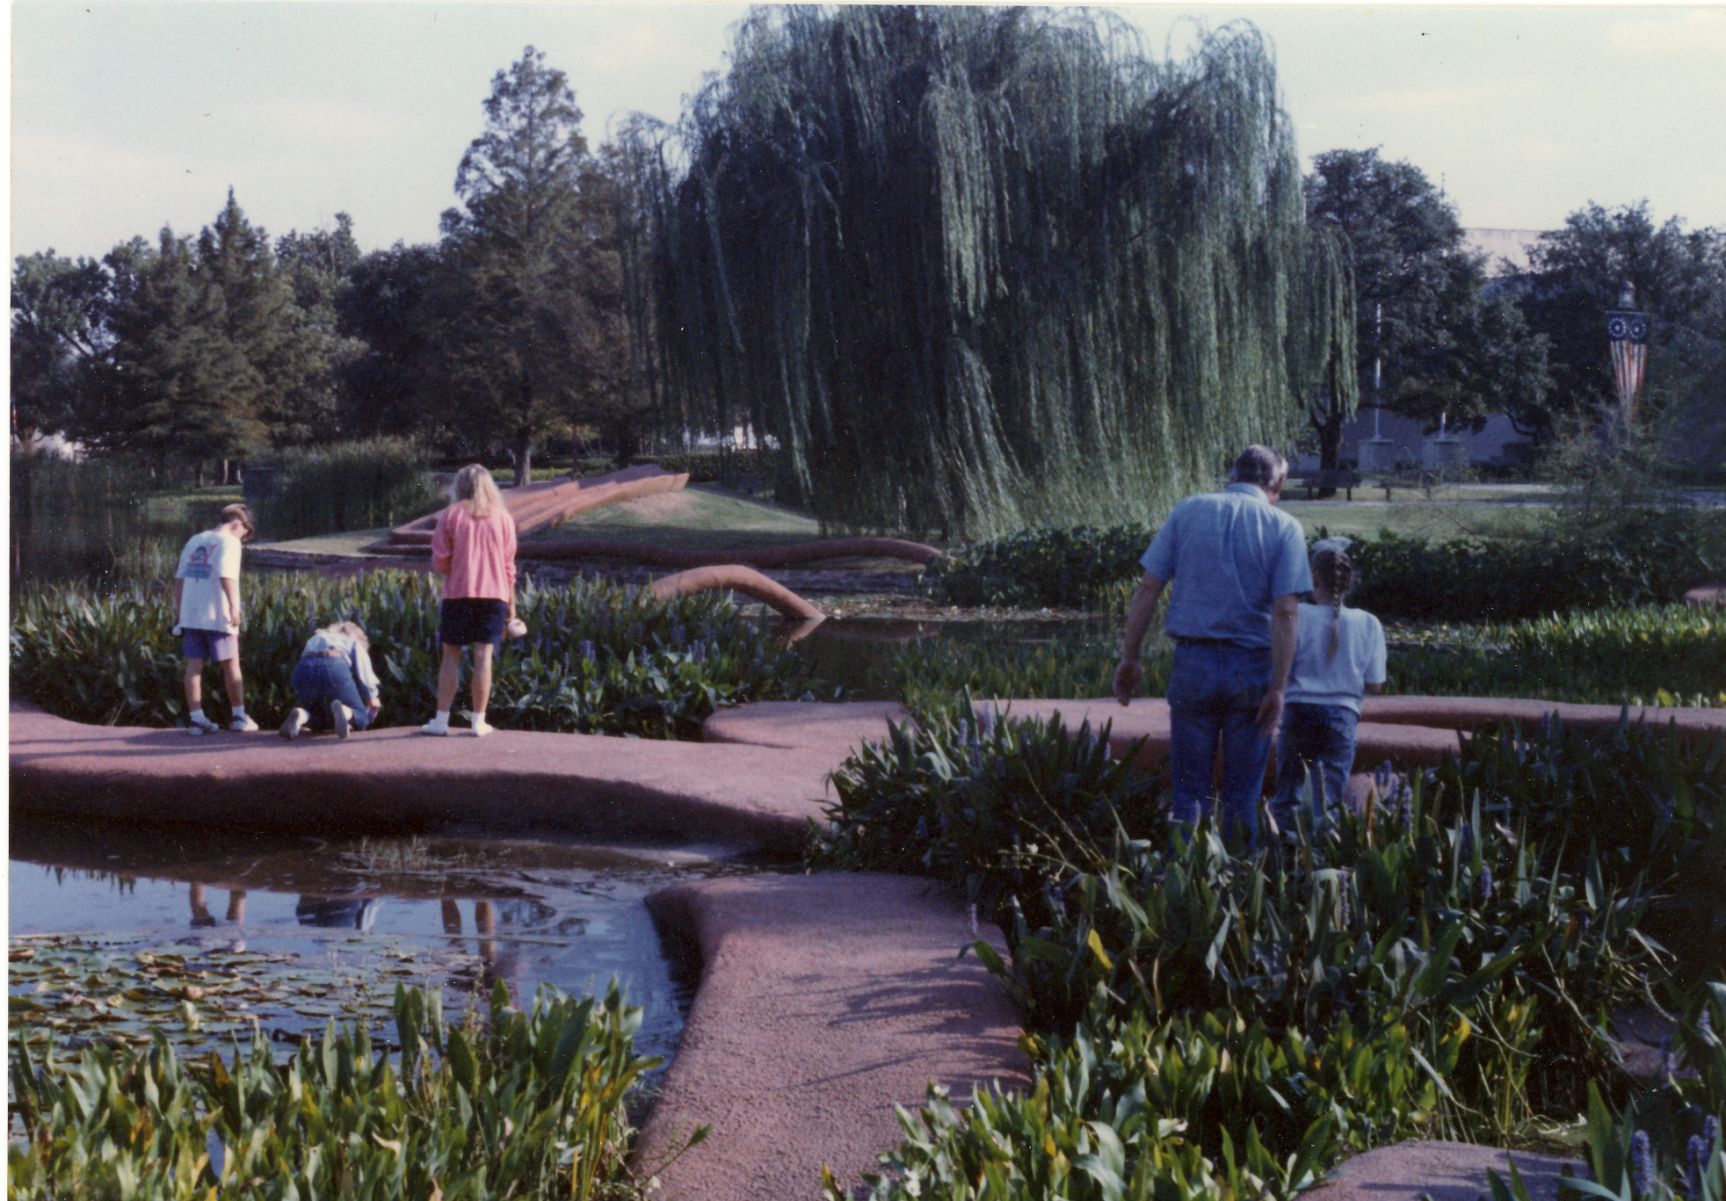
[1271,538,1387,834]
[171,503,258,734]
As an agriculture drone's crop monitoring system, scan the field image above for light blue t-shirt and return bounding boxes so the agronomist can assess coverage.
[1286,603,1387,714]
[1140,483,1313,649]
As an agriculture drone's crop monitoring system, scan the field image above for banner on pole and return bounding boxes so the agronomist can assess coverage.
[1605,309,1649,426]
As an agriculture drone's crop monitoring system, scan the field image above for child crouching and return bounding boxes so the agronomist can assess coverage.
[281,621,382,740]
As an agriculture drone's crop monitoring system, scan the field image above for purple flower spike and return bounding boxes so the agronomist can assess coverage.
[1686,1135,1707,1200]
[1476,867,1493,903]
[1706,1114,1721,1149]
[1630,1130,1654,1198]
[690,640,707,664]
[578,639,596,664]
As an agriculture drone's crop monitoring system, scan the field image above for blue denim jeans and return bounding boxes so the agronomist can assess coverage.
[1272,702,1360,833]
[1166,642,1272,849]
[290,657,373,732]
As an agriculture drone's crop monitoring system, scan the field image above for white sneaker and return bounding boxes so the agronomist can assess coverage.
[279,708,310,740]
[419,716,450,737]
[230,715,259,733]
[471,715,493,738]
[331,701,352,740]
[187,713,220,736]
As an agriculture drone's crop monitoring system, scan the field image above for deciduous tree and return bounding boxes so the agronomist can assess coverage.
[10,251,107,450]
[1519,200,1725,443]
[1303,148,1549,465]
[437,46,626,484]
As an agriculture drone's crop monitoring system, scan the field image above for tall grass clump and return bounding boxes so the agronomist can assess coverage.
[8,980,695,1201]
[11,570,806,739]
[10,451,200,584]
[256,439,441,541]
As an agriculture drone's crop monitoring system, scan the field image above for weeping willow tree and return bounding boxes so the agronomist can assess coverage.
[628,6,1354,536]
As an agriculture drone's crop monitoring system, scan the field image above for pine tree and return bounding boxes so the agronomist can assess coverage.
[276,213,367,440]
[196,189,324,447]
[94,230,263,474]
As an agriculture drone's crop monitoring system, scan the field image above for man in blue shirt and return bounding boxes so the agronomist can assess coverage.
[1114,446,1312,848]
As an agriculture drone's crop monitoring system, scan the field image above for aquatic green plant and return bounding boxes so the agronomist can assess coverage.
[10,570,806,738]
[8,981,694,1201]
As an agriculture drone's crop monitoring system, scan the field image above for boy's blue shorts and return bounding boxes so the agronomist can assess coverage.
[182,628,238,662]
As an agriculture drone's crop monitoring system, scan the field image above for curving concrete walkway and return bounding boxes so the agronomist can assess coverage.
[637,874,1029,1200]
[11,693,1723,1199]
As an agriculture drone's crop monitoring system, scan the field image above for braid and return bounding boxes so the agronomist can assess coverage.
[1314,548,1356,664]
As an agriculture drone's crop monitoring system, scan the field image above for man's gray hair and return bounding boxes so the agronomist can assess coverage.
[1230,445,1288,490]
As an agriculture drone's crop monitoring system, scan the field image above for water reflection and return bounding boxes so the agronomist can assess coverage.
[10,817,775,1066]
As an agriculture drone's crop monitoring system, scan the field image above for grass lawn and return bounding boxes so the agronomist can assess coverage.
[528,485,830,551]
[1281,489,1556,540]
[257,528,394,556]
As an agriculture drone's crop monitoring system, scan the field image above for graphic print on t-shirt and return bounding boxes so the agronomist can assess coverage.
[182,545,213,580]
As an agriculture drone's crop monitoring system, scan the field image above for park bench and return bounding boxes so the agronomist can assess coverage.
[1292,468,1363,500]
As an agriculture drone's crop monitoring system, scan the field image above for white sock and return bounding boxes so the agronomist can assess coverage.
[231,706,247,719]
[436,709,450,723]
[190,708,207,722]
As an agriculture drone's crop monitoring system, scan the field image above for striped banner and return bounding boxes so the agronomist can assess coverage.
[1605,309,1649,425]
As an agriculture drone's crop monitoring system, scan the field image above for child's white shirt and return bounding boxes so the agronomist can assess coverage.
[1285,603,1386,715]
[175,528,242,632]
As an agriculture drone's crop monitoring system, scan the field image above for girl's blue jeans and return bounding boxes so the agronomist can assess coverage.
[290,657,373,732]
[1272,701,1359,833]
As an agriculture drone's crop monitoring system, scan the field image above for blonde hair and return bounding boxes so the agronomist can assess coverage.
[324,620,369,647]
[1310,544,1357,664]
[451,464,504,519]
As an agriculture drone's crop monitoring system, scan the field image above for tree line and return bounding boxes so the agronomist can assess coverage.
[11,48,635,487]
[14,21,1726,514]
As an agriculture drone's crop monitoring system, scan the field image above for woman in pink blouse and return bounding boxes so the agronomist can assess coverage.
[420,464,517,737]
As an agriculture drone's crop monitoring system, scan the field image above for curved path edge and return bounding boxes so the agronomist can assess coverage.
[636,873,1029,1201]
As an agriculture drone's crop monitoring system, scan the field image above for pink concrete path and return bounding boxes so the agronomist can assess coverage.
[638,874,1029,1200]
[1311,1141,1571,1201]
[6,701,836,853]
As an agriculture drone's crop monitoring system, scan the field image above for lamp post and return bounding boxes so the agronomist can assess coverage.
[1605,280,1649,442]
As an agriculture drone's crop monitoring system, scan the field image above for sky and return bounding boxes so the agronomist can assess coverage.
[9,1,1726,264]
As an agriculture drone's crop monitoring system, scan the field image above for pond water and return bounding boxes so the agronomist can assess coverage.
[9,817,774,1076]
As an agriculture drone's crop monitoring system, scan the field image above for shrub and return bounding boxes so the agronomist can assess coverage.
[813,709,1163,928]
[256,439,441,540]
[929,525,1155,609]
[891,605,1726,711]
[1350,509,1726,622]
[10,570,807,739]
[632,449,776,486]
[929,508,1726,620]
[8,981,688,1201]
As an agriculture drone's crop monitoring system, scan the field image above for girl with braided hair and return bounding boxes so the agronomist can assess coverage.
[1271,537,1387,835]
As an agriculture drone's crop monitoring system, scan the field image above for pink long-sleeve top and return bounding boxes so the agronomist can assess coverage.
[430,502,517,602]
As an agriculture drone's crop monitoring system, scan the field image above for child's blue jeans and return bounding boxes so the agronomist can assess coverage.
[290,657,373,732]
[1272,701,1359,833]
